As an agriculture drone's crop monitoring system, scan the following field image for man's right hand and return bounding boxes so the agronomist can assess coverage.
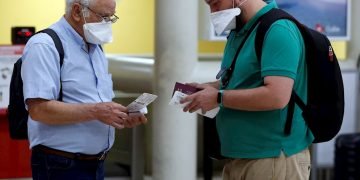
[93,102,129,129]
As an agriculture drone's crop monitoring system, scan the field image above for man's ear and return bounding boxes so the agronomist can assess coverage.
[71,3,83,22]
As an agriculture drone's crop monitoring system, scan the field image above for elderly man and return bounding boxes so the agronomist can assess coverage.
[182,0,313,179]
[21,0,147,179]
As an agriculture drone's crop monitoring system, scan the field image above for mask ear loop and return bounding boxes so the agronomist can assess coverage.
[81,5,89,24]
[238,0,249,7]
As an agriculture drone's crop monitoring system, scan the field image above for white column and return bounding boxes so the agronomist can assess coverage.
[152,0,198,179]
[348,0,360,60]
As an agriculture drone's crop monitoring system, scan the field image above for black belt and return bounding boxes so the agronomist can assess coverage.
[32,145,108,161]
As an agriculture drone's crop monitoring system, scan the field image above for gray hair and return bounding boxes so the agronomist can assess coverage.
[65,0,92,16]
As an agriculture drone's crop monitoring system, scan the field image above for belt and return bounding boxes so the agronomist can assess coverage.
[33,145,108,161]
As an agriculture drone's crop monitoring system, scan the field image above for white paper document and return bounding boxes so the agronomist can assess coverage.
[169,91,219,118]
[127,93,158,114]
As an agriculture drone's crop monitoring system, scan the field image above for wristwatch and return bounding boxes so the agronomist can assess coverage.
[217,90,224,107]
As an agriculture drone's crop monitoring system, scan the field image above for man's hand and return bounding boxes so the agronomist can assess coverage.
[123,113,148,128]
[181,85,219,114]
[185,82,201,89]
[93,102,129,129]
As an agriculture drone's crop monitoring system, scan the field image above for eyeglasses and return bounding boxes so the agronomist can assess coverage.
[82,5,119,23]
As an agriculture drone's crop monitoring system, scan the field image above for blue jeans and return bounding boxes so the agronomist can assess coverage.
[31,150,105,180]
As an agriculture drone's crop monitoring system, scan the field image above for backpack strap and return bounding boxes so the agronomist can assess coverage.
[255,9,300,60]
[221,13,267,88]
[36,28,64,101]
[254,8,307,136]
[285,94,295,135]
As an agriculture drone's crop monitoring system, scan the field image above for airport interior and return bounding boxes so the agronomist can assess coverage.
[0,0,359,180]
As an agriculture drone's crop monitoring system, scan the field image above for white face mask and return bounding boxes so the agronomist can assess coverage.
[210,8,241,35]
[83,21,113,44]
[210,0,250,35]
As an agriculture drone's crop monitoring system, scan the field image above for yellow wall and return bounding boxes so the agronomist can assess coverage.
[0,0,347,59]
[332,42,347,60]
[106,0,154,54]
[0,0,154,54]
[0,1,64,43]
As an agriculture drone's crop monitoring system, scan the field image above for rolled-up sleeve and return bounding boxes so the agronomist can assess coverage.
[21,36,61,104]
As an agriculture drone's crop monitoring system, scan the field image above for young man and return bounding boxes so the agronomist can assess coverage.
[22,0,147,179]
[182,0,313,179]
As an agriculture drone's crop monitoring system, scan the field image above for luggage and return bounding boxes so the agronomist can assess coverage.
[334,133,360,180]
[203,116,225,160]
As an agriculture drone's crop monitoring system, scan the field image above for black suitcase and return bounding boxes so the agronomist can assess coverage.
[203,116,225,160]
[334,133,360,180]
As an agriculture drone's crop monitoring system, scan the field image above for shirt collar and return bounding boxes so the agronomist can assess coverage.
[58,17,87,48]
[236,0,277,34]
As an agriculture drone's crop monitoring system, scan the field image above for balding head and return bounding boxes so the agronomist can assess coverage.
[65,0,92,16]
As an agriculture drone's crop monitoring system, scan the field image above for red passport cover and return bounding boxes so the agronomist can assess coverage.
[172,82,200,96]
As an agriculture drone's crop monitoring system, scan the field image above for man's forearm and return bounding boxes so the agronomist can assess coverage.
[220,76,293,111]
[222,87,282,111]
[205,80,220,89]
[28,100,97,125]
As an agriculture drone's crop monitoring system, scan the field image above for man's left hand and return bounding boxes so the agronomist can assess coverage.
[181,85,218,114]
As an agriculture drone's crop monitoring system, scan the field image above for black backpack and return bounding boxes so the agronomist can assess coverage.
[7,28,64,140]
[255,9,345,143]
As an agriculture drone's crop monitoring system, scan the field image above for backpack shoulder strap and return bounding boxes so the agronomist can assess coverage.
[255,8,300,61]
[220,12,268,88]
[37,29,64,67]
[36,28,64,101]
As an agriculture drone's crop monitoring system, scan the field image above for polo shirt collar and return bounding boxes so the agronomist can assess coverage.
[236,0,277,34]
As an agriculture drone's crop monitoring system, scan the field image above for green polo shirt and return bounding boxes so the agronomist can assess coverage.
[217,1,314,159]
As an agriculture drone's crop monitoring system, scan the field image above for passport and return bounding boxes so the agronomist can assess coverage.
[172,82,200,96]
[170,82,219,118]
[127,93,157,113]
[169,90,219,118]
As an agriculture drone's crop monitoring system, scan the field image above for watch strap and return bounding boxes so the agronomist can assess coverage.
[217,90,224,107]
